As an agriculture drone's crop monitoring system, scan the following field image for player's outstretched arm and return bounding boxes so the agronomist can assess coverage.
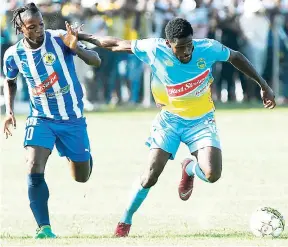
[60,22,101,67]
[228,50,276,109]
[3,78,17,139]
[73,45,101,67]
[78,32,133,53]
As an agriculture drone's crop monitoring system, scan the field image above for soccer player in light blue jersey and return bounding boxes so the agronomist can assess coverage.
[2,3,101,238]
[78,17,276,237]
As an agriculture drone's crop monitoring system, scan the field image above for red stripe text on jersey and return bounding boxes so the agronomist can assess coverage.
[166,69,210,97]
[32,72,59,96]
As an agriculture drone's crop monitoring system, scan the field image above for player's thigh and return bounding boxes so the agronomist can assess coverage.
[24,117,55,174]
[25,146,51,174]
[146,112,181,160]
[141,148,171,188]
[55,118,91,163]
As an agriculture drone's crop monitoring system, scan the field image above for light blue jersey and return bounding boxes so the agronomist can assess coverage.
[131,38,230,118]
[3,29,84,120]
[131,38,230,159]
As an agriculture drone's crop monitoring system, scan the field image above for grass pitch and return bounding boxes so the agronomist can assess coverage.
[1,106,288,246]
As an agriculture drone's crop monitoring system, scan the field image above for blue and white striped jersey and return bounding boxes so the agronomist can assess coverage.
[3,29,84,120]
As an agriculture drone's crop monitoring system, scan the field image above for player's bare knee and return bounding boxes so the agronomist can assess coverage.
[70,160,91,183]
[141,168,160,188]
[74,174,89,183]
[205,170,221,183]
[26,158,44,174]
[25,146,49,174]
[75,178,89,183]
[142,151,167,188]
[141,175,158,188]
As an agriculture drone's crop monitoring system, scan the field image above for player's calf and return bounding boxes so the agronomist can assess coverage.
[25,146,51,228]
[115,149,170,237]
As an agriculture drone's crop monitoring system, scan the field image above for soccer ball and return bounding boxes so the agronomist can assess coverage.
[250,207,285,238]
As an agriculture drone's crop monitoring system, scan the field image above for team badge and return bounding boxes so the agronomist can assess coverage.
[164,59,174,67]
[43,52,56,66]
[197,58,206,69]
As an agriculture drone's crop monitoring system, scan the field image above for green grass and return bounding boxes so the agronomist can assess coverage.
[1,108,288,246]
[85,102,288,113]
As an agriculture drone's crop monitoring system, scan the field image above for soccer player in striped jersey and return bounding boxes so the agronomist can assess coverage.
[77,17,276,237]
[2,3,101,238]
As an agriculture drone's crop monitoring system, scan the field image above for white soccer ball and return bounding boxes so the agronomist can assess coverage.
[250,207,285,238]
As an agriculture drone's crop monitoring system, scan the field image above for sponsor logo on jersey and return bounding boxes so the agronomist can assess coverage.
[46,85,70,98]
[166,69,210,97]
[32,72,58,96]
[195,78,213,97]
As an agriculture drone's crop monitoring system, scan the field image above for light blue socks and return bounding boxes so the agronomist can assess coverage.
[185,159,210,183]
[120,179,150,224]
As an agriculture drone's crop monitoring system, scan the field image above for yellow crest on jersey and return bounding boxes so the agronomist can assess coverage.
[43,52,56,66]
[197,58,206,69]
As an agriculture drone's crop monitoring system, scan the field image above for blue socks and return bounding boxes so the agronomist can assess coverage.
[27,174,50,227]
[185,159,210,183]
[120,180,150,224]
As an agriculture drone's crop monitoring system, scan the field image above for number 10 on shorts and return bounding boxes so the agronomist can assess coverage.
[25,127,34,141]
[25,117,37,141]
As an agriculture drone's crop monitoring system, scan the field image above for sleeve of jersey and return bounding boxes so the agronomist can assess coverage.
[3,49,19,80]
[131,39,157,65]
[48,29,87,55]
[210,40,230,62]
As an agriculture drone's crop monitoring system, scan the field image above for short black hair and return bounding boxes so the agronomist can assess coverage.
[165,18,193,41]
[11,2,40,34]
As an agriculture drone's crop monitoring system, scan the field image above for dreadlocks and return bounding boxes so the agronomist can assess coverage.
[11,2,39,34]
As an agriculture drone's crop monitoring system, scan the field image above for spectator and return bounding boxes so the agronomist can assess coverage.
[217,5,242,101]
[239,0,270,101]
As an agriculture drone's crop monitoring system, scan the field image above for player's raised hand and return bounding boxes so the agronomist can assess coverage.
[3,114,16,139]
[59,21,78,51]
[260,86,276,109]
[71,22,84,33]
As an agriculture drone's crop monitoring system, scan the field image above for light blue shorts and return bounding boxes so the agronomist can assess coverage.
[24,116,91,162]
[146,110,221,160]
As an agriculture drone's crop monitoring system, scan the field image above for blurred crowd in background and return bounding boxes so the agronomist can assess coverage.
[1,0,288,112]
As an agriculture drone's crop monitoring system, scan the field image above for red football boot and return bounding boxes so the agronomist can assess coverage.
[114,222,131,237]
[178,158,195,201]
